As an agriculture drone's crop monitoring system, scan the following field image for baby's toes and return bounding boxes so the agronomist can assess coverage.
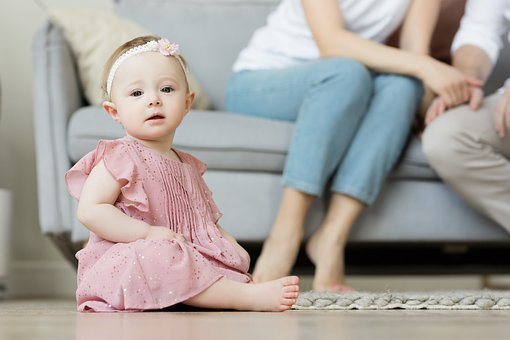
[280,298,296,310]
[282,283,300,295]
[283,290,299,299]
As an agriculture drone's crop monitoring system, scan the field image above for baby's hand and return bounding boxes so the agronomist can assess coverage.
[237,244,251,267]
[145,226,186,242]
[218,226,251,266]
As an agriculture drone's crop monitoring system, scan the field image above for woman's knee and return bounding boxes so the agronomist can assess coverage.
[332,58,371,82]
[315,58,372,93]
[369,75,423,131]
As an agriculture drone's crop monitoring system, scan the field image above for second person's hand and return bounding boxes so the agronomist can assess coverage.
[425,85,485,126]
[494,85,510,138]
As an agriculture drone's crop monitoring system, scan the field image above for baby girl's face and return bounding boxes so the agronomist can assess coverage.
[109,52,193,142]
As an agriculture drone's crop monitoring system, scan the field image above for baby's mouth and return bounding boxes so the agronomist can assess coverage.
[146,114,165,121]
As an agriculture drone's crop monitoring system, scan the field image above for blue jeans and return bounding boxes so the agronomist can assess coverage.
[225,58,423,204]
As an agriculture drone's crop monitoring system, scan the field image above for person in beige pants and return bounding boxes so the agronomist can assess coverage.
[422,0,510,231]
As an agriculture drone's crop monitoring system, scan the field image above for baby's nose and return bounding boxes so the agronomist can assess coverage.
[148,99,161,106]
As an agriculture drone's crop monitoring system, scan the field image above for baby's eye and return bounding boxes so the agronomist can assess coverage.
[161,86,174,93]
[131,90,143,97]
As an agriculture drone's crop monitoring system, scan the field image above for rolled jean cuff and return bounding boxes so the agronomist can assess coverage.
[282,177,322,196]
[331,183,376,205]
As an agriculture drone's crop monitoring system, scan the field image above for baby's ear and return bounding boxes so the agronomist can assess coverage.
[103,101,120,123]
[185,91,196,113]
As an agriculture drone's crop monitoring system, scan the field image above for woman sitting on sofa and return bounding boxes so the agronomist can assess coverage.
[225,0,478,291]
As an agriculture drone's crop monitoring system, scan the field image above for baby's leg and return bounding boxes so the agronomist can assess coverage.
[184,276,299,312]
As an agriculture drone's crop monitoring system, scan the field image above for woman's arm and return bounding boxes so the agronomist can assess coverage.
[76,160,151,243]
[399,0,440,120]
[302,0,436,74]
[399,0,440,55]
[301,0,479,106]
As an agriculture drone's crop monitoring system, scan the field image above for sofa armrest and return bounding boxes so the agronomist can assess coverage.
[32,23,84,236]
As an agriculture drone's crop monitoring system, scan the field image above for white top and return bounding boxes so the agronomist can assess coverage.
[451,0,510,64]
[233,0,411,72]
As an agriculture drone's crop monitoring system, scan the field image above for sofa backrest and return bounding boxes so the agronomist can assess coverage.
[115,0,278,111]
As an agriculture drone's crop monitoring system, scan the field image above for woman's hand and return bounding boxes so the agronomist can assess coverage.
[425,85,485,126]
[145,226,186,241]
[420,56,483,108]
[424,96,447,126]
[494,86,510,138]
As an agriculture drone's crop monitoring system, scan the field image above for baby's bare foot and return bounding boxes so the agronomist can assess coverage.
[246,276,300,311]
[184,276,299,311]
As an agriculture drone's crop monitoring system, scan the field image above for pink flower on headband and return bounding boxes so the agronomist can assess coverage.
[158,38,180,56]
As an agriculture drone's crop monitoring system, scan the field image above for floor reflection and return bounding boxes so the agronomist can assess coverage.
[75,308,300,340]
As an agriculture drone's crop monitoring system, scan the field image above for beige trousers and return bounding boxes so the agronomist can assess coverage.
[422,93,510,232]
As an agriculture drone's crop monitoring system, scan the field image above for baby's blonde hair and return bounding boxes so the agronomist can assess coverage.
[101,35,190,100]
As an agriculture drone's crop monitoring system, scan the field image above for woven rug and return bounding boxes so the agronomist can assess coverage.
[292,290,510,310]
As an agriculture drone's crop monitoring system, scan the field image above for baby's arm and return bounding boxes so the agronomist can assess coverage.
[77,160,183,243]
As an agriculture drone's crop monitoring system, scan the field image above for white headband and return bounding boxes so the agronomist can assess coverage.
[106,38,189,97]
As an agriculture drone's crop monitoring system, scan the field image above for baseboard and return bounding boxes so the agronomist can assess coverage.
[2,260,76,299]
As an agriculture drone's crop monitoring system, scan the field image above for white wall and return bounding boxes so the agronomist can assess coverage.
[0,0,113,298]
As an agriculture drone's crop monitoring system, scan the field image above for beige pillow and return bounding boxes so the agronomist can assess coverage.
[47,7,211,109]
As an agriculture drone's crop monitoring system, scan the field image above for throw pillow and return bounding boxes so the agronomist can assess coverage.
[47,7,211,109]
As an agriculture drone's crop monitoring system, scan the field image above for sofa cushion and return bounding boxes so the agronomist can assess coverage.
[68,106,291,172]
[68,106,437,180]
[351,180,510,241]
[389,138,438,180]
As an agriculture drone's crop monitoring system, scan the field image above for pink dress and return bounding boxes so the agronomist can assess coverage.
[65,136,251,312]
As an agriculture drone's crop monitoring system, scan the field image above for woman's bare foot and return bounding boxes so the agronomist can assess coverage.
[185,276,300,312]
[252,231,302,283]
[304,193,362,291]
[253,188,313,283]
[306,228,353,291]
[329,284,355,292]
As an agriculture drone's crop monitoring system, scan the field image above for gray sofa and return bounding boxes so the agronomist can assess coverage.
[33,0,510,269]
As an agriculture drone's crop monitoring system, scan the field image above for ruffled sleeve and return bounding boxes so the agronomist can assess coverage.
[65,148,97,201]
[65,138,149,212]
[179,150,207,175]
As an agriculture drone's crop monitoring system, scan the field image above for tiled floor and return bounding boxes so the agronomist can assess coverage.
[1,299,510,340]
